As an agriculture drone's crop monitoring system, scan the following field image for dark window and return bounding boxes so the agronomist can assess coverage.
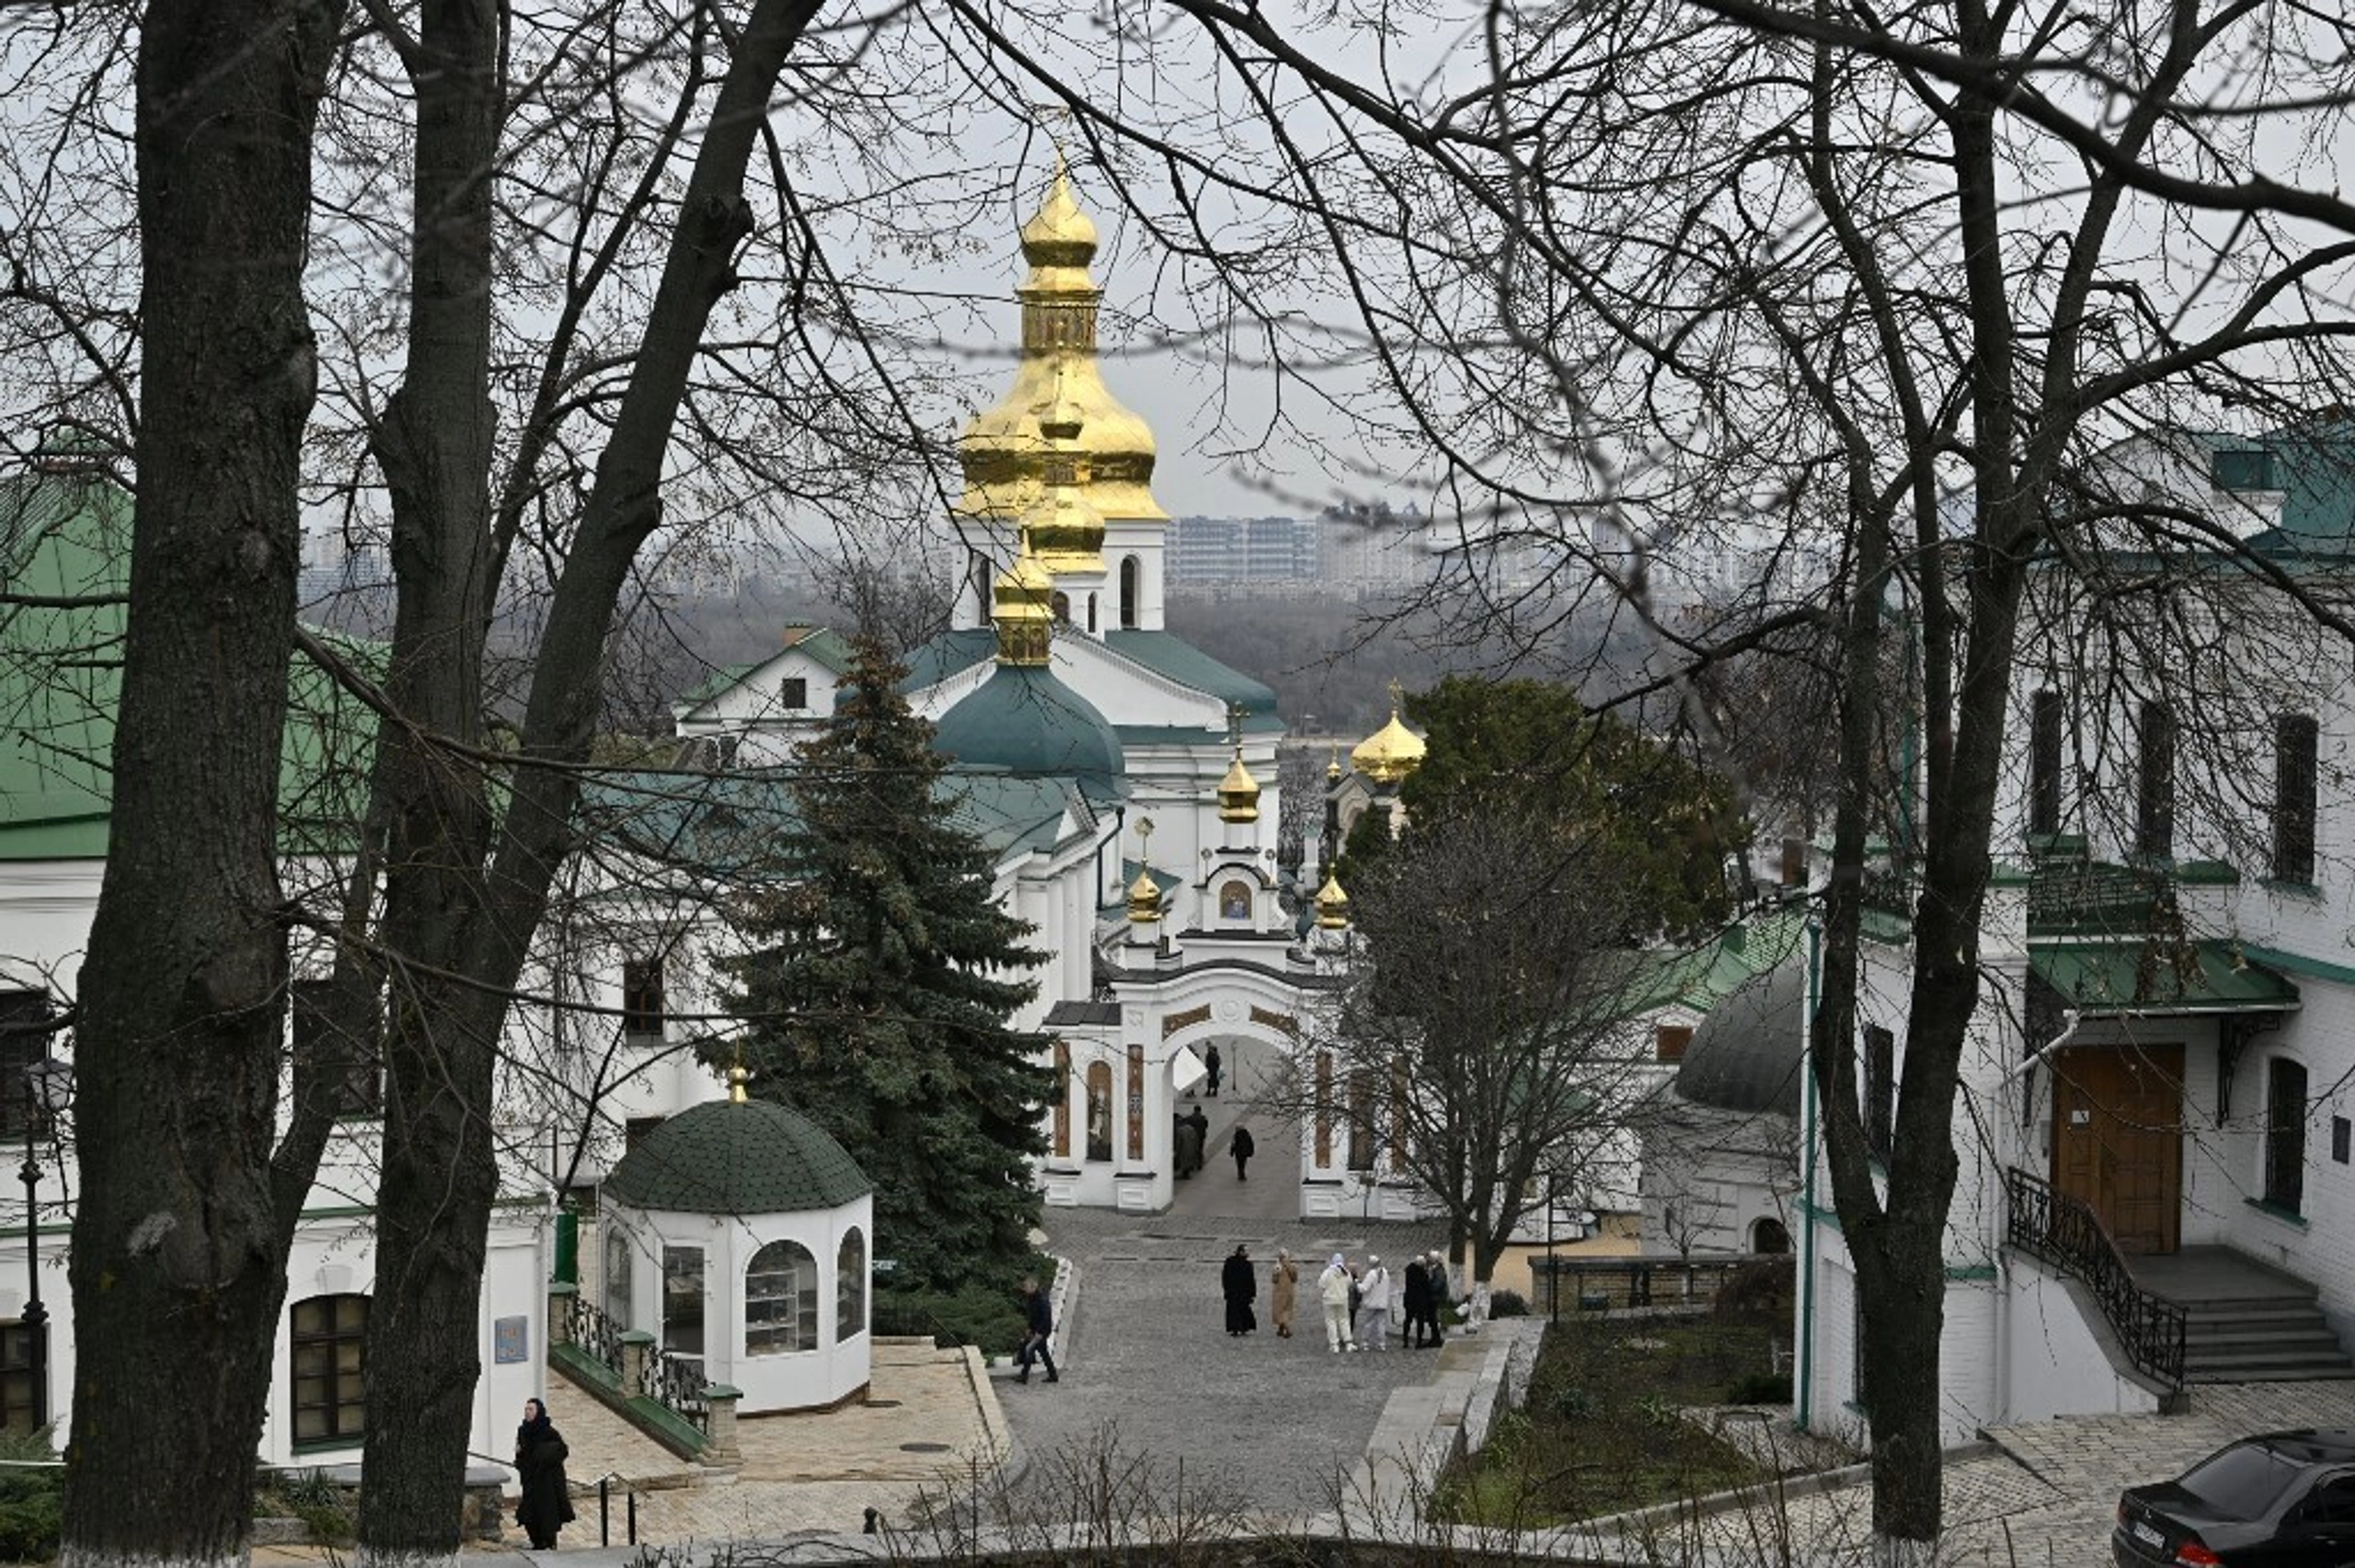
[293,980,380,1120]
[0,992,52,1141]
[1780,837,1806,887]
[1751,1218,1790,1255]
[779,676,808,710]
[2212,448,2281,492]
[1086,593,1097,634]
[2136,700,2175,859]
[1655,1024,1693,1065]
[0,1322,40,1435]
[2265,1058,2307,1214]
[624,1116,663,1151]
[1051,591,1071,625]
[2180,1440,2303,1516]
[291,1294,369,1444]
[2299,1475,2355,1527]
[837,1228,867,1343]
[2029,690,2063,837]
[2335,1116,2350,1165]
[662,1246,705,1357]
[1119,556,1140,628]
[621,957,665,1042]
[1864,1025,1895,1162]
[2275,713,2319,884]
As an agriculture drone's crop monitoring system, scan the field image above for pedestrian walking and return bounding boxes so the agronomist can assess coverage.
[1359,1254,1393,1350]
[1402,1254,1431,1347]
[1222,1243,1258,1335]
[1319,1253,1358,1353]
[512,1397,574,1551]
[1425,1251,1453,1345]
[1206,1044,1223,1097]
[1016,1276,1060,1383]
[1270,1249,1298,1338]
[1231,1123,1256,1180]
[1175,1112,1204,1178]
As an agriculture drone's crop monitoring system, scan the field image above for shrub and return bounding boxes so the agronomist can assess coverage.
[1489,1289,1530,1318]
[0,1427,62,1562]
[872,1252,1055,1356]
[1714,1255,1796,1322]
[1725,1371,1794,1405]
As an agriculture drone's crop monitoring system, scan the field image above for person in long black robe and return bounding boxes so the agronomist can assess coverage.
[1222,1243,1258,1334]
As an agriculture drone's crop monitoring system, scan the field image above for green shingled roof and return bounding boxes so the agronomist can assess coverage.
[605,1097,870,1215]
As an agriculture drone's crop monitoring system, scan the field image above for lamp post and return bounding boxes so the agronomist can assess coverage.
[18,1057,67,1430]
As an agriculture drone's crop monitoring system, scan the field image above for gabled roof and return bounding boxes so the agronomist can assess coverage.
[672,627,856,713]
[898,626,1280,730]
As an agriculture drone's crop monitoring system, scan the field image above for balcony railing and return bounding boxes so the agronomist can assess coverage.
[2004,1167,2187,1389]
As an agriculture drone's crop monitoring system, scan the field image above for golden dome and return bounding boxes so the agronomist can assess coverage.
[1351,705,1427,785]
[1326,744,1343,783]
[1127,864,1163,924]
[992,547,1054,666]
[1217,748,1261,824]
[1019,466,1107,578]
[1314,872,1350,930]
[959,166,1166,526]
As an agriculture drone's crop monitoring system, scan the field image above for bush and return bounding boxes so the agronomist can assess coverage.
[1724,1371,1794,1405]
[0,1426,62,1562]
[1489,1289,1530,1318]
[1714,1255,1796,1323]
[872,1251,1055,1356]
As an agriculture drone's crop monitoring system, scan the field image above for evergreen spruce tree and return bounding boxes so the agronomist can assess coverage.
[722,635,1050,1288]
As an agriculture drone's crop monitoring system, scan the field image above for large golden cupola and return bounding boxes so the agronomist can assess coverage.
[1351,703,1427,786]
[958,165,1167,524]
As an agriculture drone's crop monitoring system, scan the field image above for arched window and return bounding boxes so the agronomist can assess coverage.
[1220,880,1251,921]
[1086,593,1098,633]
[1085,1061,1113,1162]
[1119,556,1140,628]
[745,1240,820,1355]
[1051,590,1071,625]
[971,559,991,624]
[291,1293,370,1444]
[1751,1218,1791,1255]
[838,1229,867,1342]
[603,1222,634,1326]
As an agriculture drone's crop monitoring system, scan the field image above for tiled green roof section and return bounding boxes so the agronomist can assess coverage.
[606,1097,870,1215]
[676,660,761,705]
[897,630,996,693]
[1617,910,1809,1018]
[2030,940,2297,1016]
[676,629,857,708]
[1103,630,1277,715]
[0,473,379,862]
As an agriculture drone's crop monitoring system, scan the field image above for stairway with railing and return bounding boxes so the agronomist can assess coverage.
[2003,1168,2188,1389]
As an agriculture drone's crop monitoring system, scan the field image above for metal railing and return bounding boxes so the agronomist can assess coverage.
[2004,1167,2187,1389]
[642,1344,708,1431]
[568,1296,624,1380]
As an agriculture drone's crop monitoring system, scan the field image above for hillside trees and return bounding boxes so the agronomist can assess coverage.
[718,637,1050,1287]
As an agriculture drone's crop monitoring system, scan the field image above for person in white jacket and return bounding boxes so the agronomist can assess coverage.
[1317,1253,1357,1353]
[1357,1254,1393,1350]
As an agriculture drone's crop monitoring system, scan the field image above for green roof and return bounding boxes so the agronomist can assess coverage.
[606,1096,870,1214]
[898,630,996,692]
[674,628,857,709]
[1617,910,1809,1018]
[2030,939,2298,1017]
[932,664,1126,801]
[0,472,378,861]
[1101,630,1277,716]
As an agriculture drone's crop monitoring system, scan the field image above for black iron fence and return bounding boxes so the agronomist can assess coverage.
[642,1344,709,1431]
[568,1296,624,1379]
[2004,1167,2187,1389]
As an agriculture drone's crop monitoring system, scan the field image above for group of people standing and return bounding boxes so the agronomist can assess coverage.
[1223,1247,1453,1351]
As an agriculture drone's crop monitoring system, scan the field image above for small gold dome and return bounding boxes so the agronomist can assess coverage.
[1326,744,1343,783]
[992,547,1054,666]
[1351,705,1427,785]
[1127,865,1163,924]
[1019,164,1098,267]
[1217,749,1260,824]
[1314,872,1351,930]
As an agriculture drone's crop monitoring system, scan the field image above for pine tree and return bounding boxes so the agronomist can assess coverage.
[721,635,1050,1288]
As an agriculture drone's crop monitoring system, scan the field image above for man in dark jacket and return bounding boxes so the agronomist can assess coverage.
[1231,1124,1256,1181]
[1016,1276,1059,1384]
[1402,1255,1431,1347]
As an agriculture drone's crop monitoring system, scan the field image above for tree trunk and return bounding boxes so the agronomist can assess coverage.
[64,0,333,1560]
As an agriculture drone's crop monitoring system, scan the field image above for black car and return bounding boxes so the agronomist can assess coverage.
[2115,1429,2355,1566]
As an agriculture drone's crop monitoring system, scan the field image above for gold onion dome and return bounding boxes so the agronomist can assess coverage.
[1020,465,1108,577]
[959,165,1166,523]
[1217,748,1261,824]
[1127,864,1163,924]
[1314,872,1351,930]
[992,548,1054,666]
[1351,705,1427,785]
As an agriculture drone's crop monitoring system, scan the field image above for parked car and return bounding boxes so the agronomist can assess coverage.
[2114,1429,2355,1566]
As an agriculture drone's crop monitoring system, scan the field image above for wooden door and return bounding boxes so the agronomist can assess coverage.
[2050,1045,2184,1254]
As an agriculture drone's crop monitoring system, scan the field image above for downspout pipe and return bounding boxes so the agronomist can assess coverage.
[1992,1007,2080,1425]
[1798,911,1822,1432]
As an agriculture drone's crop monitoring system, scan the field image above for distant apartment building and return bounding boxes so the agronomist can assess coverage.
[1166,514,1320,586]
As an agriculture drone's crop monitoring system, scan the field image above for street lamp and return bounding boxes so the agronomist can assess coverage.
[18,1056,69,1429]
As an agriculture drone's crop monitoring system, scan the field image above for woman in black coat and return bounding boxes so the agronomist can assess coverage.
[1221,1243,1258,1334]
[514,1397,575,1550]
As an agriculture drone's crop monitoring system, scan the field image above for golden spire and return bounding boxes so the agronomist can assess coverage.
[1216,703,1259,823]
[1314,872,1351,930]
[959,162,1166,525]
[728,1062,752,1104]
[992,541,1054,666]
[1351,691,1426,786]
[1128,815,1162,924]
[1326,743,1343,783]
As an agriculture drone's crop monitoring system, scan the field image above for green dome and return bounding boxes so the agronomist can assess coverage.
[605,1098,870,1215]
[1674,960,1808,1118]
[933,665,1125,797]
